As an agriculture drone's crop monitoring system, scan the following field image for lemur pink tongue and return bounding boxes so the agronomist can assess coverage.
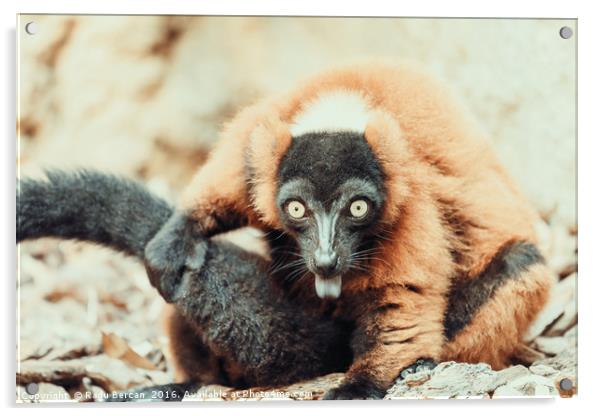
[314,275,341,299]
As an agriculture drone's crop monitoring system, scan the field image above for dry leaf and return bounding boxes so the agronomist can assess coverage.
[101,332,157,370]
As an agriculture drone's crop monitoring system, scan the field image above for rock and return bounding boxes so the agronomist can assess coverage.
[494,375,557,397]
[532,338,577,379]
[403,371,432,387]
[492,385,523,397]
[532,338,577,398]
[529,364,558,377]
[496,365,531,384]
[386,362,503,399]
[385,347,577,400]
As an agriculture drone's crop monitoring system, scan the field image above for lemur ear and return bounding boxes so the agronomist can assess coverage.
[247,115,292,228]
[364,110,412,225]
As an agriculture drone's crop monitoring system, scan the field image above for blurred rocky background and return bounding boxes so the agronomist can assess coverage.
[16,15,577,402]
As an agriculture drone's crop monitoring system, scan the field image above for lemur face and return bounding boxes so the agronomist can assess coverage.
[277,131,386,299]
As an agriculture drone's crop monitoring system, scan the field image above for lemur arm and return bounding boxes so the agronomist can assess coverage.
[144,135,253,301]
[324,194,452,399]
[324,288,445,399]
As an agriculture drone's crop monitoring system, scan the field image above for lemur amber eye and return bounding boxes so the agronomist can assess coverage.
[350,199,369,218]
[286,200,306,219]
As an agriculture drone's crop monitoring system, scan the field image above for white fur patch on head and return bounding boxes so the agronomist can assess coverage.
[290,90,370,136]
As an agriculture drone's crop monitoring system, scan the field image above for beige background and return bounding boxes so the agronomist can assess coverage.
[17,15,576,226]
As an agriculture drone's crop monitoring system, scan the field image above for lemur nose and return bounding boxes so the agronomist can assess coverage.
[314,249,339,276]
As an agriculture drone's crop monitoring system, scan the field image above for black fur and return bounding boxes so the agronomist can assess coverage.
[278,132,385,206]
[443,241,544,339]
[273,132,388,294]
[17,170,352,396]
[17,170,541,400]
[322,374,386,400]
[144,212,207,302]
[17,170,172,258]
[173,239,353,387]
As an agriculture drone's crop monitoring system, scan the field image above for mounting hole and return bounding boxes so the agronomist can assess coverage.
[25,382,39,395]
[25,21,38,35]
[559,26,573,40]
[559,377,573,391]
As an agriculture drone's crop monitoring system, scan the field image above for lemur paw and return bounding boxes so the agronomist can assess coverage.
[322,378,386,400]
[398,358,438,380]
[144,212,208,303]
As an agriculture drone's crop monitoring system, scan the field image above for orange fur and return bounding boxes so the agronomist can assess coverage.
[442,263,553,369]
[174,61,553,391]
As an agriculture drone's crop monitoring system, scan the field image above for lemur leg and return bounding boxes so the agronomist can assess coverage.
[163,305,227,385]
[324,288,446,400]
[149,233,352,388]
[442,256,553,369]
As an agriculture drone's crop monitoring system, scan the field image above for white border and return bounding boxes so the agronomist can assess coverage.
[2,1,598,416]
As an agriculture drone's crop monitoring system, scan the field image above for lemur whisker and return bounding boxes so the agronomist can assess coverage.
[277,251,304,259]
[350,255,392,269]
[351,249,383,257]
[374,234,394,242]
[349,264,371,273]
[285,266,310,283]
[351,247,384,257]
[268,231,289,243]
[270,259,307,275]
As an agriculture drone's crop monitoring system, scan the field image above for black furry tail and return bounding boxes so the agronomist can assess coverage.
[17,170,173,259]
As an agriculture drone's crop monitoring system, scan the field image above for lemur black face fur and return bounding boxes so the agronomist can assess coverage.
[276,131,386,299]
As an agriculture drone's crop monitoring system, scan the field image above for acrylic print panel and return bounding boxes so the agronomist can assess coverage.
[16,15,577,403]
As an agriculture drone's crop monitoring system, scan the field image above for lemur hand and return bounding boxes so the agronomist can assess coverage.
[144,211,208,303]
[322,358,437,400]
[322,378,386,400]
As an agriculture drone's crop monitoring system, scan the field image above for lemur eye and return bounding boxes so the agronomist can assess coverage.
[286,200,306,219]
[349,199,369,218]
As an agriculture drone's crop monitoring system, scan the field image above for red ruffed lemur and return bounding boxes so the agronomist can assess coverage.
[17,62,553,400]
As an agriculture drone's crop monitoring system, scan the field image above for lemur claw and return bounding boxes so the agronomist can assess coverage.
[398,358,438,380]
